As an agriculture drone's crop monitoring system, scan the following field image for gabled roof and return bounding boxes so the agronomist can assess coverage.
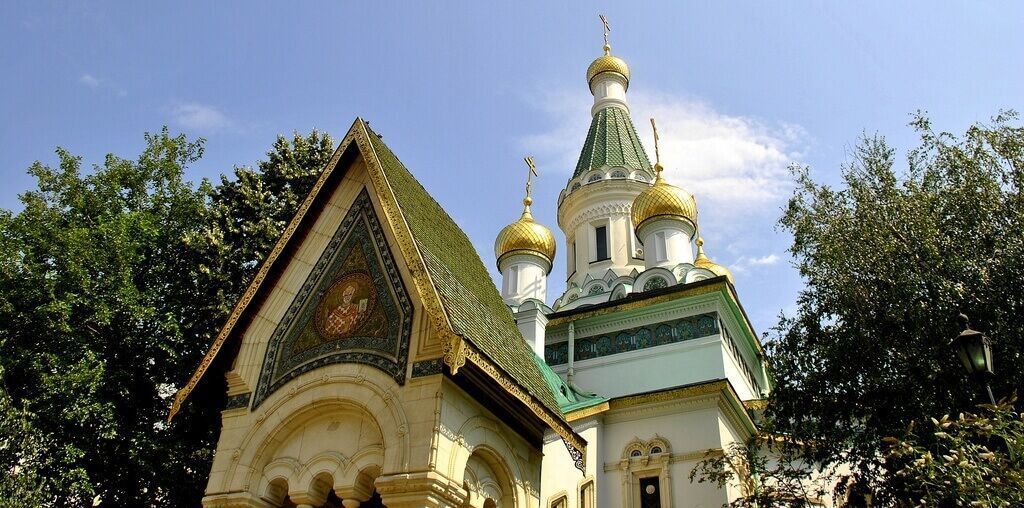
[363,124,563,415]
[168,118,585,466]
[573,106,652,178]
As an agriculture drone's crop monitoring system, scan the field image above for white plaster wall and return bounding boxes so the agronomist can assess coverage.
[640,222,695,270]
[602,405,734,508]
[540,419,600,508]
[501,259,548,305]
[555,336,726,400]
[720,348,760,401]
[437,379,542,508]
[590,74,629,116]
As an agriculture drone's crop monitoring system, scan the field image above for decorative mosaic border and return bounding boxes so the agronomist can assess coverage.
[545,312,719,365]
[410,358,444,378]
[224,392,251,411]
[252,190,413,408]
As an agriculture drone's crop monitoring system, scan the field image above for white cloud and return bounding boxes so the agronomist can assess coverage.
[730,253,785,275]
[522,89,809,214]
[170,102,234,132]
[747,254,781,266]
[78,73,126,96]
[78,74,101,89]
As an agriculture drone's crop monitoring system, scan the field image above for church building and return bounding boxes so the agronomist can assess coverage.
[170,27,773,508]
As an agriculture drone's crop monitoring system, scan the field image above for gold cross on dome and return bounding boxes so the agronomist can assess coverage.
[650,118,662,167]
[599,14,611,49]
[523,156,538,203]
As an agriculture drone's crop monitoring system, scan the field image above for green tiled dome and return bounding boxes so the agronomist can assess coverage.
[573,106,652,178]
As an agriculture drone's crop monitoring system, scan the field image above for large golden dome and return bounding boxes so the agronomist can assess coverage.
[587,45,630,88]
[495,199,557,270]
[694,238,734,284]
[631,164,698,231]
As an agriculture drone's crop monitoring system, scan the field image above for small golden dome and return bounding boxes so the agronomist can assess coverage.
[495,203,557,270]
[694,238,734,284]
[631,164,698,232]
[587,45,630,88]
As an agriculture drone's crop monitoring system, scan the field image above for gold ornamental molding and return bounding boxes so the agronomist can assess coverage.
[442,336,588,473]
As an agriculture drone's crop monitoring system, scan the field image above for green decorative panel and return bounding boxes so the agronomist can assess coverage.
[253,190,412,408]
[545,312,719,365]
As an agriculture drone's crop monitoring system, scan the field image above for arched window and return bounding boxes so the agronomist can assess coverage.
[571,182,582,191]
[611,170,627,179]
[588,173,603,183]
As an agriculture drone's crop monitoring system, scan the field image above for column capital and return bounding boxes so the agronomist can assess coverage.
[375,471,468,508]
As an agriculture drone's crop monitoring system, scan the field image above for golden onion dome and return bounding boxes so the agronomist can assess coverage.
[631,164,698,232]
[494,198,557,271]
[587,44,630,89]
[694,237,734,284]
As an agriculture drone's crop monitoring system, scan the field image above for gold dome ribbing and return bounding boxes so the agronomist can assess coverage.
[631,163,698,231]
[694,237,734,284]
[495,199,557,269]
[587,44,630,88]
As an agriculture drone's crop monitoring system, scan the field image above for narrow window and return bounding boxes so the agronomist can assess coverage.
[580,482,594,508]
[595,226,609,261]
[640,477,661,508]
[654,231,667,262]
[506,265,519,294]
[570,241,576,273]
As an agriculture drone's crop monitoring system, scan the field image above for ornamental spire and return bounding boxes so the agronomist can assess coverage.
[650,117,665,180]
[522,155,538,217]
[599,14,612,54]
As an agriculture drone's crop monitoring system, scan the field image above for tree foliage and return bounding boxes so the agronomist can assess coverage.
[882,396,1024,506]
[0,128,334,506]
[765,111,1024,500]
[689,439,835,507]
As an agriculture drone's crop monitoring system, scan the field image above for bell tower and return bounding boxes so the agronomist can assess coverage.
[555,17,654,306]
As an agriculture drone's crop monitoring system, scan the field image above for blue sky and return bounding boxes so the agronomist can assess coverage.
[2,2,1022,335]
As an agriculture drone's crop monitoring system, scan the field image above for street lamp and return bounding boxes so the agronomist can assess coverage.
[951,313,996,405]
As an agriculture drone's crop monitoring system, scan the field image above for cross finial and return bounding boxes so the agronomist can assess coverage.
[523,156,539,208]
[650,118,664,177]
[599,14,611,54]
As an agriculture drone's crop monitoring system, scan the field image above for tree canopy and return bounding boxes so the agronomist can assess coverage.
[0,128,333,506]
[764,111,1024,500]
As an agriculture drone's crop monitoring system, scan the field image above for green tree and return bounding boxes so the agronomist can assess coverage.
[882,397,1024,506]
[689,438,834,507]
[0,128,334,506]
[765,111,1024,501]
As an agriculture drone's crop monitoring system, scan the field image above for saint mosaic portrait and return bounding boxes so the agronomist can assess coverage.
[253,189,412,408]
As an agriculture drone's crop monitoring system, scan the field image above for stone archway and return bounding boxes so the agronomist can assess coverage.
[463,447,516,508]
[204,370,412,507]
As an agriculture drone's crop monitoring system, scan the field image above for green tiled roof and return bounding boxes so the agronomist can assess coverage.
[573,106,653,178]
[532,353,607,413]
[365,126,564,417]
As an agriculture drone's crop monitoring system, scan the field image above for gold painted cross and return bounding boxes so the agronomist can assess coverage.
[523,156,538,201]
[599,14,611,47]
[650,118,662,167]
